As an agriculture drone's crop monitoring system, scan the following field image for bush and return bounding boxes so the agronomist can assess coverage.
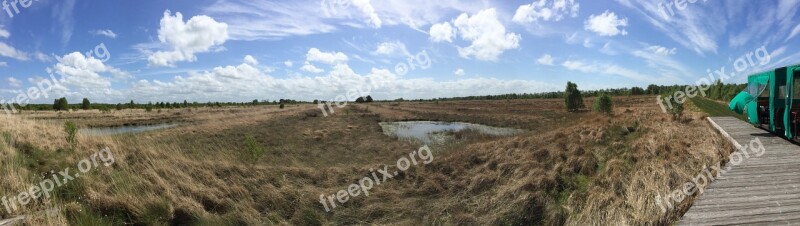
[593,94,613,115]
[279,104,285,109]
[667,96,684,120]
[564,82,585,112]
[64,121,77,148]
[244,135,266,164]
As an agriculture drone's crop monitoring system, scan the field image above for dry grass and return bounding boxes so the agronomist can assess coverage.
[0,96,734,225]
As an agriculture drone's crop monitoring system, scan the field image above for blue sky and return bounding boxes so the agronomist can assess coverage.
[0,0,799,104]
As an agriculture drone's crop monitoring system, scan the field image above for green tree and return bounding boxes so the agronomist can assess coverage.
[116,103,123,110]
[593,94,613,115]
[646,84,660,95]
[564,82,585,112]
[365,95,374,102]
[81,98,91,110]
[53,97,69,111]
[630,87,645,95]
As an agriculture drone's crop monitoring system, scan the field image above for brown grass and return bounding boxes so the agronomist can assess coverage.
[0,96,734,225]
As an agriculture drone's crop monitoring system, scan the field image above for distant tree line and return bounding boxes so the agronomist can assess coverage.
[4,81,746,113]
[7,97,310,113]
[387,80,745,103]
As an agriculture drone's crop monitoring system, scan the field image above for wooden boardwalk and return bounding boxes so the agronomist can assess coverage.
[680,117,800,225]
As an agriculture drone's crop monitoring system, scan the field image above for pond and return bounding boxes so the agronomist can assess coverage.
[80,123,180,136]
[378,121,523,144]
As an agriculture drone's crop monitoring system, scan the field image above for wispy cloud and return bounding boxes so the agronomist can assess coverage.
[90,29,118,38]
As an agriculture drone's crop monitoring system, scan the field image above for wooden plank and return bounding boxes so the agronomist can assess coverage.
[679,117,800,225]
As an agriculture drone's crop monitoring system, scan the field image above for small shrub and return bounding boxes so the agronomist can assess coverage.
[667,96,684,120]
[64,121,77,148]
[593,94,613,115]
[244,135,266,164]
[279,104,285,109]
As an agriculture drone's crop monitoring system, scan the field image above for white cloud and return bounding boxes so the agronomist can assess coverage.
[300,62,324,73]
[44,52,132,102]
[243,55,259,65]
[0,28,9,38]
[645,45,677,56]
[512,0,580,24]
[453,8,521,61]
[454,68,465,76]
[562,60,651,82]
[284,60,293,67]
[631,45,692,79]
[373,41,410,56]
[561,60,590,72]
[306,48,348,65]
[537,54,554,65]
[90,29,117,38]
[34,52,52,62]
[614,0,720,54]
[429,22,454,42]
[203,0,481,40]
[584,11,628,36]
[352,0,382,28]
[0,42,28,61]
[148,10,229,67]
[7,77,21,87]
[787,23,800,42]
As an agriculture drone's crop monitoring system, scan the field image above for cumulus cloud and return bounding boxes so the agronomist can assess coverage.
[537,54,555,65]
[284,60,293,67]
[306,48,348,65]
[148,10,229,67]
[512,0,580,24]
[584,11,628,36]
[452,8,521,61]
[44,52,132,102]
[300,62,324,73]
[243,55,259,65]
[454,68,465,76]
[429,22,454,42]
[90,29,117,38]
